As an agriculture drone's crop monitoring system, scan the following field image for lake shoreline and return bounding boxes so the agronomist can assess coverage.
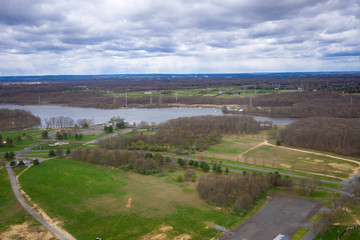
[0,104,297,128]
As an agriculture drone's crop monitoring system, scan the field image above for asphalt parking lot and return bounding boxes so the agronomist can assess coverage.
[219,193,323,240]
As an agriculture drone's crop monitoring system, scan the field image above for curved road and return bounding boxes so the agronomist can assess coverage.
[6,166,73,240]
[166,155,350,195]
[6,127,132,240]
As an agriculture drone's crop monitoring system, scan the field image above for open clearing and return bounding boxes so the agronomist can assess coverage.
[201,133,360,180]
[204,135,264,160]
[19,158,248,240]
[219,194,323,240]
[243,145,358,178]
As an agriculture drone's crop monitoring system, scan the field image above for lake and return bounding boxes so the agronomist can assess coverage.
[0,104,297,127]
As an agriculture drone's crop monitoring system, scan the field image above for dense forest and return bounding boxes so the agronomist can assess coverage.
[280,117,360,156]
[99,115,268,154]
[248,92,360,118]
[0,109,41,131]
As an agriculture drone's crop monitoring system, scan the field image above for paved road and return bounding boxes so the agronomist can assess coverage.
[6,166,72,240]
[85,128,132,144]
[5,127,133,240]
[219,194,323,240]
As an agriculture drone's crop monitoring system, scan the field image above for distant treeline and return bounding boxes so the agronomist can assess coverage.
[1,72,359,92]
[250,92,360,118]
[280,117,360,156]
[197,172,292,211]
[1,73,359,111]
[0,109,40,131]
[99,115,268,154]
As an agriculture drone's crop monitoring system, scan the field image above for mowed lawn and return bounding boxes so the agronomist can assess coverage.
[0,129,43,153]
[19,158,244,240]
[0,168,28,232]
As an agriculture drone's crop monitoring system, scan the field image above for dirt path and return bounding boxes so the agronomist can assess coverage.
[238,141,267,157]
[16,166,31,179]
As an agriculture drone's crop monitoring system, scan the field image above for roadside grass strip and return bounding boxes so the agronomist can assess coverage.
[290,227,309,240]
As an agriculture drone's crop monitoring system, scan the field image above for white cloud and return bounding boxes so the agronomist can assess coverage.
[0,0,359,75]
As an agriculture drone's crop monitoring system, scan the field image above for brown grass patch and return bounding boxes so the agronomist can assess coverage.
[1,222,56,240]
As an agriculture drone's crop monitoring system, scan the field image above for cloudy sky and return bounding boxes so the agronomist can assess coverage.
[0,0,359,75]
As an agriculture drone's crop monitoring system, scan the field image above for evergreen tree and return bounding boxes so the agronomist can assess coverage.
[6,137,14,147]
[49,150,56,157]
[41,130,49,138]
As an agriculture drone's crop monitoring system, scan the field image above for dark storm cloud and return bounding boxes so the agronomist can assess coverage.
[0,0,359,74]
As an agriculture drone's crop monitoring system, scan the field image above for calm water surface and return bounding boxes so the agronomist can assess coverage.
[0,104,296,127]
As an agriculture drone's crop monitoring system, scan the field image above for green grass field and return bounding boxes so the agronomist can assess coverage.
[314,225,360,240]
[207,136,262,155]
[0,168,29,232]
[19,158,256,240]
[0,129,43,153]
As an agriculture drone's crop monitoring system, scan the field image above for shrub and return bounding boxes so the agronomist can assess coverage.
[177,174,184,182]
[48,150,56,157]
[33,159,40,165]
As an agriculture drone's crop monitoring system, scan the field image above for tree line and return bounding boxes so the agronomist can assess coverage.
[45,116,75,128]
[99,115,265,154]
[0,109,41,131]
[70,148,168,175]
[280,117,360,156]
[248,92,360,118]
[197,172,292,212]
